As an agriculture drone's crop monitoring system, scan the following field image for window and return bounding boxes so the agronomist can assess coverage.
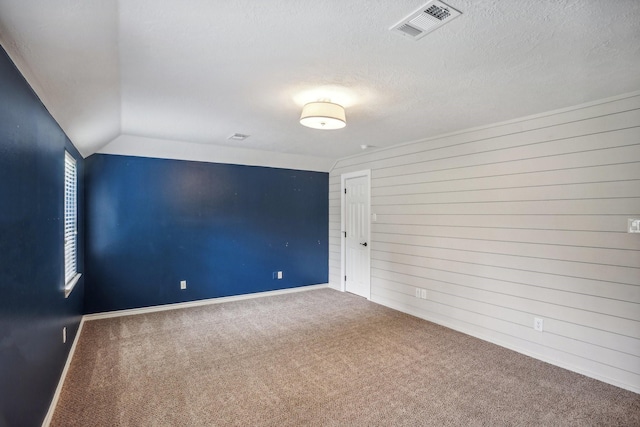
[64,151,80,297]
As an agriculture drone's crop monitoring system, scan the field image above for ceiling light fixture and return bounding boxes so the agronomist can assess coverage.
[299,101,346,130]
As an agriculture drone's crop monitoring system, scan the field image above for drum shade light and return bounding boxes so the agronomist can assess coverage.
[300,101,346,130]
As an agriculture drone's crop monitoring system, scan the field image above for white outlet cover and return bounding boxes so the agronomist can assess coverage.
[534,317,544,332]
[180,280,187,289]
[415,288,421,298]
[629,218,640,233]
[421,289,427,299]
[277,271,283,279]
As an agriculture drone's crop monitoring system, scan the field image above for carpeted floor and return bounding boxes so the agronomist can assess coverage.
[51,288,640,426]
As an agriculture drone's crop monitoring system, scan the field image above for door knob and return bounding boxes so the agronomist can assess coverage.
[360,242,368,247]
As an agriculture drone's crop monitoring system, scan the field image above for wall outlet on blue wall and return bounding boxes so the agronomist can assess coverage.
[180,280,187,290]
[273,271,283,279]
[84,154,328,313]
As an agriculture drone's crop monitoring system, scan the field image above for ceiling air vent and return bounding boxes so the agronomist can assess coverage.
[228,133,250,141]
[390,0,461,40]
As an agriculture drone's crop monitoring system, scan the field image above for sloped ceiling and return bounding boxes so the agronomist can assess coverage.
[1,0,639,166]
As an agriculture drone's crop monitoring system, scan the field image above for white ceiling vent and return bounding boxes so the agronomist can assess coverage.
[390,1,461,40]
[227,133,250,141]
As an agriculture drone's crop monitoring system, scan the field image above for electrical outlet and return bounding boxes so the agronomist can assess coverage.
[180,280,187,290]
[415,288,421,298]
[534,317,544,332]
[421,289,427,299]
[277,271,283,279]
[63,327,67,344]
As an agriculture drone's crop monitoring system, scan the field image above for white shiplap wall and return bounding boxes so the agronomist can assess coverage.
[328,92,640,393]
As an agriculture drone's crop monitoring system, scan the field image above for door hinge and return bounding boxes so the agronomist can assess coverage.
[344,231,347,237]
[344,275,347,281]
[344,188,347,194]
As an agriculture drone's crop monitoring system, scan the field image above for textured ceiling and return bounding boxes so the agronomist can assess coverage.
[1,0,639,162]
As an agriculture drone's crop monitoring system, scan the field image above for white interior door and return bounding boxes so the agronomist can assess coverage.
[344,174,370,299]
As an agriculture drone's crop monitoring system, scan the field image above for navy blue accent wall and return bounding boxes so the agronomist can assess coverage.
[0,47,84,427]
[84,154,328,313]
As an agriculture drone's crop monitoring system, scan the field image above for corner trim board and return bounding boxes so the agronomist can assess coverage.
[41,284,330,426]
[374,296,640,395]
[41,318,85,427]
[84,284,330,321]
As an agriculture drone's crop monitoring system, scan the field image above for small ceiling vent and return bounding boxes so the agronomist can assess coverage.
[228,133,250,141]
[390,0,461,40]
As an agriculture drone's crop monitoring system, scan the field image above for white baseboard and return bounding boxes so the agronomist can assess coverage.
[374,296,640,395]
[327,282,342,292]
[84,284,329,321]
[41,318,85,427]
[42,284,329,426]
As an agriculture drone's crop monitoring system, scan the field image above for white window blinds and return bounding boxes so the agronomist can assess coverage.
[64,151,78,285]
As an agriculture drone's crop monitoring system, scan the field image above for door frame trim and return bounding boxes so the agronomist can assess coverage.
[340,169,371,298]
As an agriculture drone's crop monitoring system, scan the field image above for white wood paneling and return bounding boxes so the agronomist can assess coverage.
[333,94,640,171]
[328,92,640,393]
[372,224,640,251]
[373,146,640,186]
[373,163,640,196]
[373,241,640,301]
[371,280,640,374]
[372,214,633,232]
[374,232,639,267]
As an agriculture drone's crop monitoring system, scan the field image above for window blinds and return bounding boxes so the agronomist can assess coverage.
[64,151,77,284]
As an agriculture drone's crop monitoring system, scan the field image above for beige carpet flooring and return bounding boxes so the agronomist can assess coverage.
[51,288,640,426]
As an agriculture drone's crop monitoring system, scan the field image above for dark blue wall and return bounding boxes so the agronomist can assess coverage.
[84,154,328,313]
[0,47,84,427]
